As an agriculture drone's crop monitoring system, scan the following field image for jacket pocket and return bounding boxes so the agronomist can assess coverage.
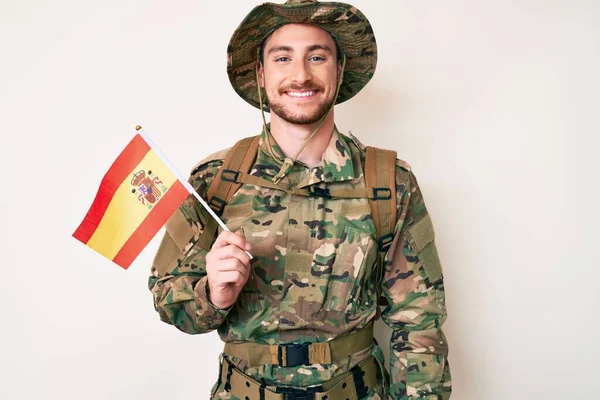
[405,352,447,397]
[403,214,443,285]
[323,226,376,312]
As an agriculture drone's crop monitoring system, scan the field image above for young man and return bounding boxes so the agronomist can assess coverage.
[149,1,451,399]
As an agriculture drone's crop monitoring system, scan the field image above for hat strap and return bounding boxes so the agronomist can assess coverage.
[255,62,281,163]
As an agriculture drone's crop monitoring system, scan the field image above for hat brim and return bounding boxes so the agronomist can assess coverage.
[227,1,377,111]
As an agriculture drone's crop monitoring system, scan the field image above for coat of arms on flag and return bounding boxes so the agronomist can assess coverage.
[131,169,168,209]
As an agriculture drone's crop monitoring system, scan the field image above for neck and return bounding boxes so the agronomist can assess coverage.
[269,110,335,168]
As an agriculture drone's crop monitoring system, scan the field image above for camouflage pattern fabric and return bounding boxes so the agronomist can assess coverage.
[148,126,452,399]
[227,0,377,110]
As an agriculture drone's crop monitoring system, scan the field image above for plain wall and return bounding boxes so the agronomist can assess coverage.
[1,0,599,399]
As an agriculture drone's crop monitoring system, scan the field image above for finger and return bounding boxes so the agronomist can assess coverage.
[217,270,246,286]
[214,245,251,267]
[216,259,249,279]
[213,230,250,251]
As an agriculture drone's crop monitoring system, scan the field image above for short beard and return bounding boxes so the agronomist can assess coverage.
[267,85,335,125]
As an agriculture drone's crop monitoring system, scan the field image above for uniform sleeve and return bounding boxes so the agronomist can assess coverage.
[381,168,452,399]
[148,160,229,334]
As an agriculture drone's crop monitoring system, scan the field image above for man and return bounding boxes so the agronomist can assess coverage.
[149,1,451,399]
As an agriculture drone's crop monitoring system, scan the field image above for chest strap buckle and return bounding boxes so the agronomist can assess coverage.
[308,185,332,199]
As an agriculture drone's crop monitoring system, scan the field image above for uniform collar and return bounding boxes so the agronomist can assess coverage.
[257,124,355,186]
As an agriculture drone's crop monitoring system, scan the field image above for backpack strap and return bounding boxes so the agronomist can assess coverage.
[196,135,260,250]
[365,146,397,305]
[206,135,261,215]
[365,146,397,251]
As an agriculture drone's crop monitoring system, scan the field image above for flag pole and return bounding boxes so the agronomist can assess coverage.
[135,125,253,259]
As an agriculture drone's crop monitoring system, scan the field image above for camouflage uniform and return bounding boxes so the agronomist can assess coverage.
[149,126,452,399]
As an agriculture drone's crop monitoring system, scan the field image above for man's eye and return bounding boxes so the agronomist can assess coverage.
[275,57,290,62]
[309,56,325,62]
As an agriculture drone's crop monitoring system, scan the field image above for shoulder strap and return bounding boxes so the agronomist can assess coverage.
[206,135,260,215]
[196,135,260,250]
[365,146,397,251]
[365,146,397,307]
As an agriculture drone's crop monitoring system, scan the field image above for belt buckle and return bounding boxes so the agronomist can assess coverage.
[278,342,310,367]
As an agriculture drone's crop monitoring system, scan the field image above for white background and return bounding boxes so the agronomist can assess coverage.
[1,1,599,399]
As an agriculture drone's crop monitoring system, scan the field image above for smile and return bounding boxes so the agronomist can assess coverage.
[285,90,317,98]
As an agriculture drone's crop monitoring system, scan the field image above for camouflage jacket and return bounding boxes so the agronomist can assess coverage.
[149,126,452,399]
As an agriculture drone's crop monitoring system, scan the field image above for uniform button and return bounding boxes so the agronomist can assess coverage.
[342,382,347,389]
[245,381,250,387]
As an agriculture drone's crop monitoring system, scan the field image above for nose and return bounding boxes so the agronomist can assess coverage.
[290,59,312,85]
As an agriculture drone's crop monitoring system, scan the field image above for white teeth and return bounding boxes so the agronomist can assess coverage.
[287,91,315,98]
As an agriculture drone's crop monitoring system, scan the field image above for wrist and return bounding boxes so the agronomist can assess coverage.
[205,280,233,311]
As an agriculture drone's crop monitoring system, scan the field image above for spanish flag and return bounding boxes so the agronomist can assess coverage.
[73,127,191,269]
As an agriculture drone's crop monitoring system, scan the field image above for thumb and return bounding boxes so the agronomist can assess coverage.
[234,228,251,252]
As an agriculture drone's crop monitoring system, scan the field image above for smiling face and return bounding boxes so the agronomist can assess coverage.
[258,23,341,125]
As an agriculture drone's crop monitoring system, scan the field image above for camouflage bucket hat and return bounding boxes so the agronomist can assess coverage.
[227,0,377,110]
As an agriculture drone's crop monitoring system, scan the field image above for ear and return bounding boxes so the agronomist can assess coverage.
[257,63,265,88]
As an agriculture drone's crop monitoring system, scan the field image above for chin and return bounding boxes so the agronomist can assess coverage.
[285,114,326,125]
[269,98,332,125]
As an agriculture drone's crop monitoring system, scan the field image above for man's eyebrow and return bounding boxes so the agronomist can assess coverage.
[306,44,333,54]
[266,44,334,55]
[266,45,293,55]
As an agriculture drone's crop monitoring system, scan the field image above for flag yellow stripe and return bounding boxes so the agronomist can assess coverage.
[86,150,178,259]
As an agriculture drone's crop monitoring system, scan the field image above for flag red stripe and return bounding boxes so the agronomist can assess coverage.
[72,134,151,244]
[112,180,189,269]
